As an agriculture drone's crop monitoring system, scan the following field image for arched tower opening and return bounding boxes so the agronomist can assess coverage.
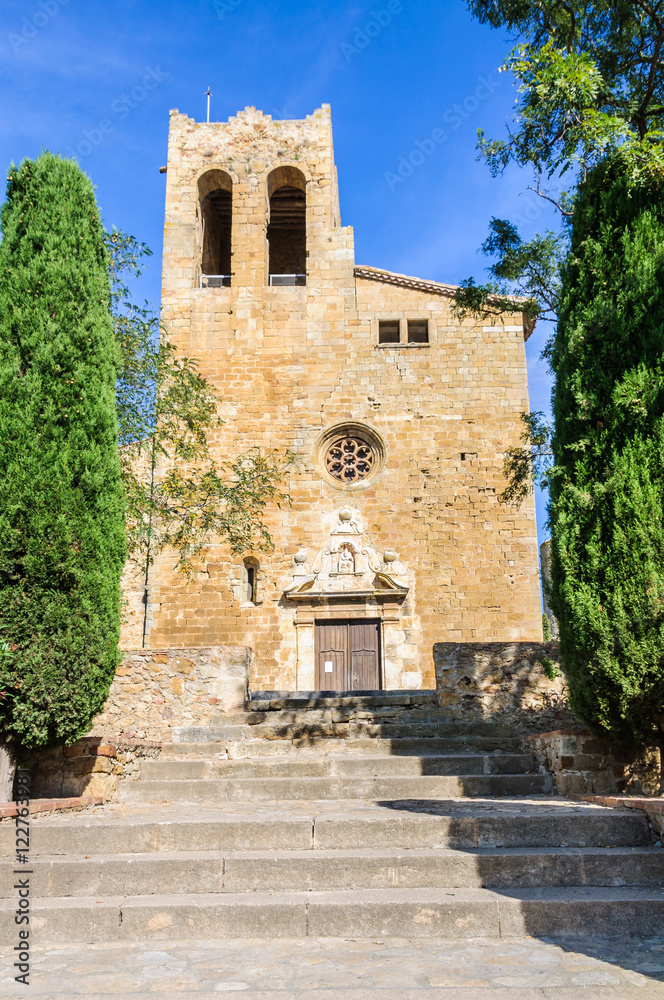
[198,169,232,286]
[267,166,306,285]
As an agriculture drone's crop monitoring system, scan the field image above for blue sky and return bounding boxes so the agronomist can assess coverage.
[2,0,558,547]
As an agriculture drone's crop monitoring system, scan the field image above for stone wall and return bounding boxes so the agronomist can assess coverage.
[21,645,250,800]
[434,642,662,794]
[433,641,577,733]
[124,104,543,693]
[89,646,251,742]
[524,729,662,797]
[24,737,162,801]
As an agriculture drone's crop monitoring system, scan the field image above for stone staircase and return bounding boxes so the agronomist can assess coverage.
[1,691,663,944]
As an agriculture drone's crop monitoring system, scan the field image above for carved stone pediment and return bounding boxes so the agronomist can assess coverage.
[283,508,409,601]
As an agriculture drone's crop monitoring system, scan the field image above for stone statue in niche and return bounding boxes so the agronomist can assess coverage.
[337,544,355,575]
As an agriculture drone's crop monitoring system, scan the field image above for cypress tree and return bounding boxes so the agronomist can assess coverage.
[0,153,126,757]
[549,161,664,748]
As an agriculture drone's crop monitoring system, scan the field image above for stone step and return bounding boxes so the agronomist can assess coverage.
[172,724,522,746]
[3,846,662,897]
[140,754,537,780]
[161,737,526,758]
[246,691,438,711]
[119,773,551,804]
[215,716,514,734]
[2,801,648,856]
[222,736,527,756]
[215,709,460,725]
[1,886,662,943]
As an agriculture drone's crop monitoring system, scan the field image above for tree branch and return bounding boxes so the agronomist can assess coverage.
[634,25,664,136]
[526,184,575,217]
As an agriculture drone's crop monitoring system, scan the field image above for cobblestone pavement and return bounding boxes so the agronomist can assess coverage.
[1,936,664,999]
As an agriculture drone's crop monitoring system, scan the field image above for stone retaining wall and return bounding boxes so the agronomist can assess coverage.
[433,641,577,733]
[16,645,251,801]
[0,794,106,821]
[89,646,251,742]
[24,737,162,802]
[569,794,664,840]
[523,729,661,797]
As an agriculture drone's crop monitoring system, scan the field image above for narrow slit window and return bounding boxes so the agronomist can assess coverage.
[407,320,429,344]
[242,559,259,605]
[378,320,400,344]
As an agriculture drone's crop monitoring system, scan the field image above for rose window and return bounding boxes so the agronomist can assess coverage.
[325,436,375,483]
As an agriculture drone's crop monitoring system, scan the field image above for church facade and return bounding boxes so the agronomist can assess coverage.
[122,105,543,692]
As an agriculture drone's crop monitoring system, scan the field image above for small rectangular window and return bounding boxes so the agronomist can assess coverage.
[378,320,400,344]
[408,320,429,344]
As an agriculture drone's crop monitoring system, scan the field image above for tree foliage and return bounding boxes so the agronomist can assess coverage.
[460,2,664,749]
[457,1,664,327]
[548,161,664,747]
[0,154,126,751]
[498,410,554,505]
[453,218,566,324]
[469,0,664,183]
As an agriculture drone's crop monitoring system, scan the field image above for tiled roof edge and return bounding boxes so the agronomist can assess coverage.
[353,265,535,341]
[354,265,458,297]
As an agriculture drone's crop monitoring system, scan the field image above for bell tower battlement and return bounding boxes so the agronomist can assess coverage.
[161,104,355,316]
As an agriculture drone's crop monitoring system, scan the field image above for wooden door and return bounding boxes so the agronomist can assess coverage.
[348,620,380,691]
[315,621,347,692]
[315,620,381,691]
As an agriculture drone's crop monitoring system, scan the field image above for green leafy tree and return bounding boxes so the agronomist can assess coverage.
[456,0,664,326]
[459,1,664,753]
[498,410,554,505]
[548,161,664,749]
[0,154,126,790]
[453,218,566,326]
[468,0,664,184]
[107,232,292,643]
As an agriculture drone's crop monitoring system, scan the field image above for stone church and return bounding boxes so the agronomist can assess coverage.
[121,104,543,693]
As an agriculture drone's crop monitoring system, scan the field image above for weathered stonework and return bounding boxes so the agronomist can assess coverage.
[569,795,664,839]
[90,647,251,742]
[524,729,662,797]
[24,738,162,801]
[433,641,576,732]
[122,105,543,692]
